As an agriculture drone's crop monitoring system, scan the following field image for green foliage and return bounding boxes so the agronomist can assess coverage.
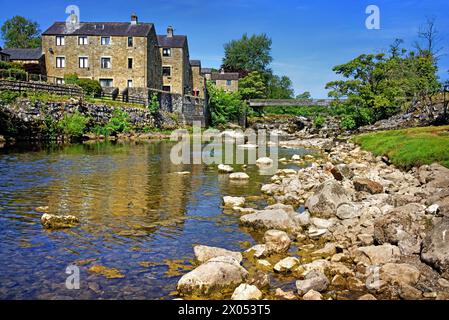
[340,115,357,130]
[296,91,312,100]
[267,74,294,99]
[105,109,131,134]
[0,61,24,70]
[91,125,110,137]
[207,81,245,126]
[58,112,90,139]
[313,115,325,128]
[0,90,20,104]
[222,33,273,74]
[238,71,267,100]
[148,93,160,114]
[1,16,41,48]
[64,74,102,97]
[353,126,449,169]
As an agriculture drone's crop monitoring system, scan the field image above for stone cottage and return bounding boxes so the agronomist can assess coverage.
[157,26,193,95]
[211,69,239,92]
[1,48,45,74]
[190,60,205,98]
[41,14,162,90]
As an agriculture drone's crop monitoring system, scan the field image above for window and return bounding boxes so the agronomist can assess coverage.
[56,36,65,46]
[128,58,133,69]
[101,37,111,45]
[99,79,113,87]
[56,57,65,68]
[79,57,89,68]
[227,80,232,86]
[128,37,133,47]
[101,57,111,69]
[162,66,171,77]
[127,80,133,88]
[162,85,171,92]
[56,78,65,85]
[78,36,88,45]
[162,48,171,57]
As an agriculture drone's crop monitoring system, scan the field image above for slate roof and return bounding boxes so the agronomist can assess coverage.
[1,48,43,60]
[42,22,154,37]
[190,60,201,67]
[201,68,212,74]
[211,72,239,81]
[0,51,10,57]
[157,35,187,48]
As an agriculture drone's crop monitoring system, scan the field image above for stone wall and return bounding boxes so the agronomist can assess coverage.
[0,99,158,140]
[214,79,239,92]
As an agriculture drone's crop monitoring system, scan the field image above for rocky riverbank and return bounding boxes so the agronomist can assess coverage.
[175,133,449,300]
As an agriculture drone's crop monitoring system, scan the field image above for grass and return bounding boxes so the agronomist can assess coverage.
[353,126,449,169]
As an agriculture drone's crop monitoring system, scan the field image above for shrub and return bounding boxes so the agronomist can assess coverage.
[0,90,20,104]
[207,81,246,126]
[313,115,325,128]
[64,74,102,97]
[148,93,160,115]
[340,115,357,130]
[106,109,131,134]
[58,112,90,139]
[5,68,27,81]
[91,125,110,137]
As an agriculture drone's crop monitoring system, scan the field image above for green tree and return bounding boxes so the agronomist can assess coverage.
[222,33,272,75]
[296,91,312,100]
[238,71,267,100]
[207,81,245,126]
[1,16,41,48]
[267,75,294,99]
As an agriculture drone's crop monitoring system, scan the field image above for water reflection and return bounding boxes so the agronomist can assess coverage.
[0,140,310,300]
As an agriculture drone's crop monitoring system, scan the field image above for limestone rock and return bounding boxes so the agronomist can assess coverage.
[247,270,270,289]
[218,164,234,173]
[231,284,262,300]
[275,288,297,300]
[353,178,384,194]
[223,196,245,207]
[336,203,361,220]
[380,263,420,286]
[305,180,351,218]
[354,244,401,265]
[264,230,291,254]
[302,290,323,300]
[41,214,79,229]
[193,245,243,264]
[296,270,329,295]
[240,206,303,232]
[177,256,248,296]
[256,157,274,166]
[421,218,449,275]
[358,293,377,300]
[229,172,250,180]
[274,257,300,273]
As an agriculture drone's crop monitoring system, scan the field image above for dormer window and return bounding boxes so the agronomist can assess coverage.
[162,48,171,57]
[101,37,111,45]
[56,36,65,46]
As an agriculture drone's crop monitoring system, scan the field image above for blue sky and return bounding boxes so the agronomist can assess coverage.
[0,0,448,98]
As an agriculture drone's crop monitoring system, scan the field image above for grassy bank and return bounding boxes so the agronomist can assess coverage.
[353,126,449,169]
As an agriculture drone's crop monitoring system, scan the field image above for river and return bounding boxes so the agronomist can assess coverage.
[0,140,311,300]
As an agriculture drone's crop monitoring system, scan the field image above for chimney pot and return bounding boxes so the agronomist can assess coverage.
[167,26,174,37]
[131,13,138,25]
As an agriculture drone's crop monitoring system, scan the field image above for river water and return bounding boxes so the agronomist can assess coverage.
[0,140,310,300]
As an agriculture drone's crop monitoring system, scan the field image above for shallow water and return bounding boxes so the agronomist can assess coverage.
[0,140,310,300]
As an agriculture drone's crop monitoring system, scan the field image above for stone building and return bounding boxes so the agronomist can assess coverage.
[41,14,162,90]
[210,69,239,92]
[190,60,205,98]
[201,68,213,81]
[1,48,45,74]
[157,26,192,95]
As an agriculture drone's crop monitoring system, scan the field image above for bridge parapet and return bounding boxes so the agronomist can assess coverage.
[249,99,343,107]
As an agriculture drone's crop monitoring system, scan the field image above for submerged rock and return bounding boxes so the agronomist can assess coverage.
[263,230,291,254]
[88,265,125,279]
[274,257,300,273]
[194,245,242,264]
[177,256,248,296]
[229,172,250,180]
[231,284,262,300]
[41,213,79,229]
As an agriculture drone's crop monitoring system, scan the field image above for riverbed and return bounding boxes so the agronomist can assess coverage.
[0,140,311,300]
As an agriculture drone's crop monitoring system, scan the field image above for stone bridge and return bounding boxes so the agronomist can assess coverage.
[249,99,342,108]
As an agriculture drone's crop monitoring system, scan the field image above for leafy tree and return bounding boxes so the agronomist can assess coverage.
[64,74,102,97]
[222,33,272,76]
[267,75,294,99]
[1,16,41,48]
[238,71,267,100]
[207,81,245,126]
[296,91,312,100]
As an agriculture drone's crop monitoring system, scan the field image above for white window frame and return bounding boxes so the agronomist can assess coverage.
[79,56,89,69]
[100,57,112,69]
[56,56,65,68]
[56,78,65,85]
[56,36,65,46]
[127,80,133,88]
[78,36,88,45]
[162,65,172,77]
[99,78,113,88]
[162,48,171,57]
[101,36,111,45]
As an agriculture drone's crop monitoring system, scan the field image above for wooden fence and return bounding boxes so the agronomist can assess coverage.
[0,79,83,97]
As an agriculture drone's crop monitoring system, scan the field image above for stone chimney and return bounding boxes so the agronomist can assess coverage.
[220,68,225,74]
[131,13,138,25]
[167,26,174,37]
